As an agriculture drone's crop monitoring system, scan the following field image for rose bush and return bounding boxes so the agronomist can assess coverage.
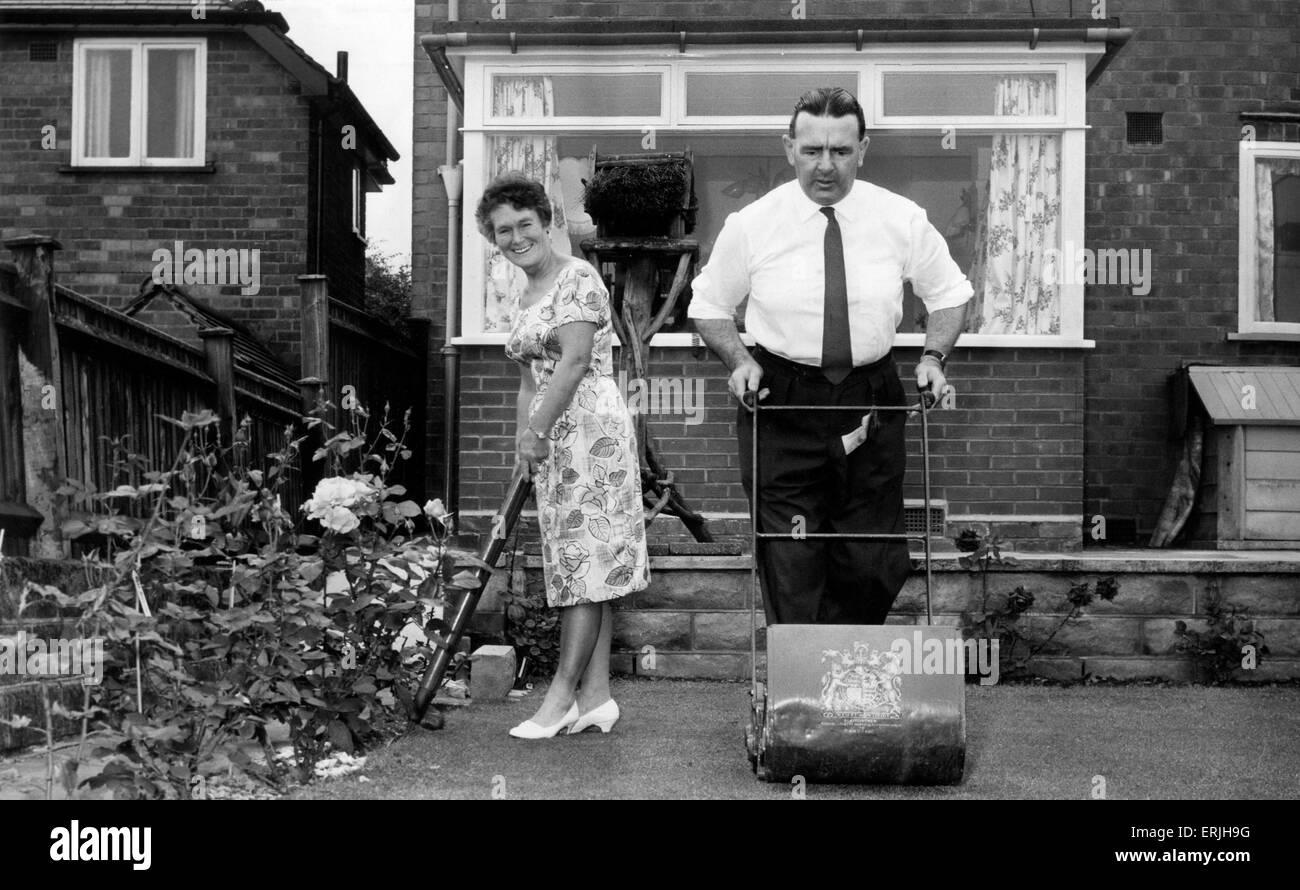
[34,397,480,799]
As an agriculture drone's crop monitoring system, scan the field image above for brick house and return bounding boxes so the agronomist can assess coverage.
[0,0,399,370]
[413,0,1300,552]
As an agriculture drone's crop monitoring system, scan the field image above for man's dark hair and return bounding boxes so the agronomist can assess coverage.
[476,171,553,238]
[788,87,867,140]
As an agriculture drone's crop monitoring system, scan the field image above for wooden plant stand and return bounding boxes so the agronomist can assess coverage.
[581,236,711,542]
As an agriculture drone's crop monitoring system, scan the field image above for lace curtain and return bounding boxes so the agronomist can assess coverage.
[84,49,123,158]
[1254,157,1300,323]
[967,77,1061,334]
[483,76,572,332]
[155,49,197,159]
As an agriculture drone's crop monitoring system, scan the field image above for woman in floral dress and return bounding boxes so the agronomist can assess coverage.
[476,173,650,739]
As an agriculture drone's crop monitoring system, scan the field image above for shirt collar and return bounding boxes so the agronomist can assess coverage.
[792,179,860,224]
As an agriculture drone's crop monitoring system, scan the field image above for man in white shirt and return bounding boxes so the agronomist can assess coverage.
[689,87,971,625]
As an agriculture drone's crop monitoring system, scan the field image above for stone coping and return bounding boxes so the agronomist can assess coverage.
[520,549,1300,574]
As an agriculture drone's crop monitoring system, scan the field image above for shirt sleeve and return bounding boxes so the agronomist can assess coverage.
[904,207,974,313]
[552,266,607,329]
[688,211,751,320]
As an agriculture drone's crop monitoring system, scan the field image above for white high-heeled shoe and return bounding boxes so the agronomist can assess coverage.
[508,702,579,739]
[568,699,620,734]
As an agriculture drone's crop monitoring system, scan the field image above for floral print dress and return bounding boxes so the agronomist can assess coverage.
[505,260,650,607]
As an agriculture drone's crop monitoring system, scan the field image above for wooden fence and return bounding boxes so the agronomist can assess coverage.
[0,237,427,558]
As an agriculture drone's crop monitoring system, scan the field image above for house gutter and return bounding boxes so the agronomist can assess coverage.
[441,0,462,519]
[422,22,1131,98]
[1240,111,1300,124]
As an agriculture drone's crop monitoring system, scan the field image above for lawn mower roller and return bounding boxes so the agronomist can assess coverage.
[742,393,966,785]
[412,471,533,724]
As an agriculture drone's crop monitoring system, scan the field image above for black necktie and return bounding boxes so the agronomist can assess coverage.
[820,207,852,384]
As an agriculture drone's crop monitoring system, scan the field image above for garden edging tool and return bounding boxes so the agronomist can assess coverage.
[412,471,533,724]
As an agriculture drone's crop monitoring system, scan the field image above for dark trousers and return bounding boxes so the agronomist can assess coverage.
[739,347,911,626]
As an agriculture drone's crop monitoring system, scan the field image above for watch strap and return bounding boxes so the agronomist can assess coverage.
[921,349,948,369]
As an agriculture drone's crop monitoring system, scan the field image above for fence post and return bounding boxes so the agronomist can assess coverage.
[198,326,238,456]
[297,275,330,495]
[5,235,66,558]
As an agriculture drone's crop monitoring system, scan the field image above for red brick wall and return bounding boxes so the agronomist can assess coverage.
[1081,0,1300,538]
[0,30,311,369]
[414,0,1300,544]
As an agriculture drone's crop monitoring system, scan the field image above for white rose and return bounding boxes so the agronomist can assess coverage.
[318,505,360,534]
[303,477,377,526]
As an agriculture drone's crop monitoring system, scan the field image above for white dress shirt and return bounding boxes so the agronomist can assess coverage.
[688,179,973,367]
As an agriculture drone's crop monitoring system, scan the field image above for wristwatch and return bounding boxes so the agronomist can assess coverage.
[920,349,948,370]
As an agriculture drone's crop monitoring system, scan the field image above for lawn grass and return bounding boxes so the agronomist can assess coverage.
[291,677,1300,800]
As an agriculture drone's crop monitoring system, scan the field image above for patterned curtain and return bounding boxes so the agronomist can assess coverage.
[483,76,571,332]
[1254,157,1300,323]
[966,77,1061,334]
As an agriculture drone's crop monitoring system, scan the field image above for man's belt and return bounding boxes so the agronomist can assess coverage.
[752,345,893,381]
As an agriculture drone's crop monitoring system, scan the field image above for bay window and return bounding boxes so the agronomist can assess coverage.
[73,38,206,167]
[455,47,1093,347]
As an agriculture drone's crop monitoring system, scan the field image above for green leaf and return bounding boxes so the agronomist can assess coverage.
[449,569,483,590]
[299,561,324,585]
[453,554,494,572]
[327,720,354,753]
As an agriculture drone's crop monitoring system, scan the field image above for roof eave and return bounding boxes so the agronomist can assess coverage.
[245,25,400,165]
[0,8,289,30]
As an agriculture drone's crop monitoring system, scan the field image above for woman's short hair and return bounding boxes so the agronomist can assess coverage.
[475,172,553,238]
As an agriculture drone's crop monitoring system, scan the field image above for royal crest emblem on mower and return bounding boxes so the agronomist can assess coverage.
[819,643,904,720]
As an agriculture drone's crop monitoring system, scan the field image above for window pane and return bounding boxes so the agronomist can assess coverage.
[146,48,197,159]
[1258,158,1300,324]
[83,48,133,158]
[883,71,1056,117]
[686,71,857,116]
[490,74,660,118]
[836,130,1062,334]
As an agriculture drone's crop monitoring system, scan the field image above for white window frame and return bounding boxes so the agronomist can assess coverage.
[1236,141,1300,340]
[677,63,864,127]
[482,65,671,128]
[72,37,207,168]
[352,166,366,239]
[452,45,1098,349]
[873,62,1066,126]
